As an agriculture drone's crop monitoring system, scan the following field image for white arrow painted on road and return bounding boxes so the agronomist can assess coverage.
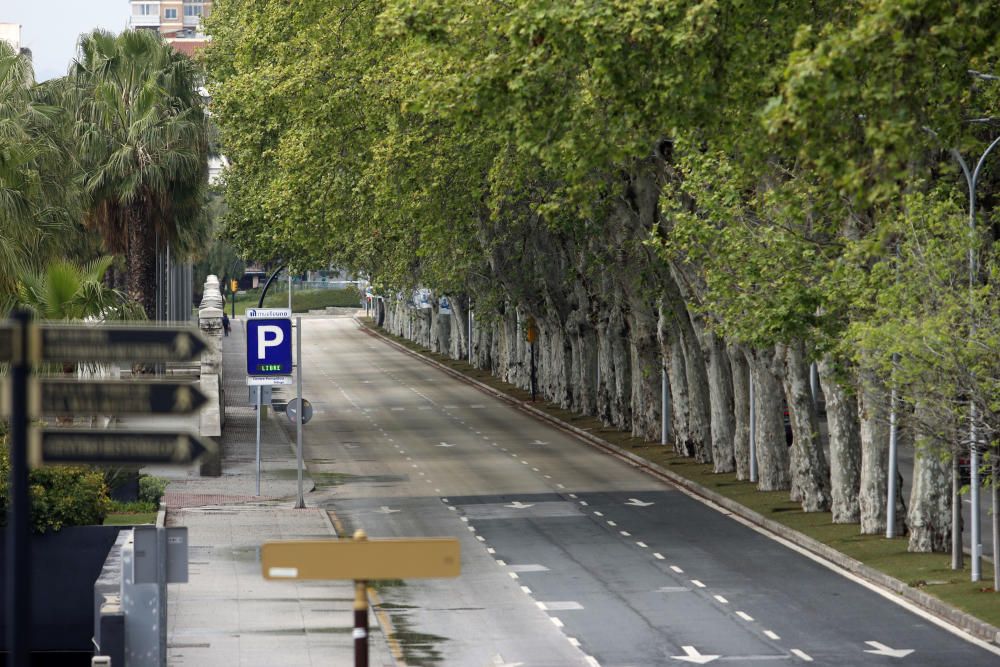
[491,655,524,667]
[505,501,534,509]
[864,641,913,658]
[672,646,719,664]
[375,506,400,514]
[626,498,654,507]
[529,439,549,445]
[437,442,456,447]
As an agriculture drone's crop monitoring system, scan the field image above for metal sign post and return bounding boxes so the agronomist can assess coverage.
[5,313,31,667]
[256,387,262,496]
[295,317,304,509]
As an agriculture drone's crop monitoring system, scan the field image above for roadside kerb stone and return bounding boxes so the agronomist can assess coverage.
[357,317,1000,647]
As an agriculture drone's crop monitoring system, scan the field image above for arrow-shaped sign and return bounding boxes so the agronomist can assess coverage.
[375,506,400,514]
[33,429,216,467]
[437,442,456,448]
[505,501,534,509]
[28,380,208,416]
[864,641,913,658]
[40,323,208,363]
[672,645,719,664]
[626,498,655,507]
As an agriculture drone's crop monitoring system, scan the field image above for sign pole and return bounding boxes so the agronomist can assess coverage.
[295,317,304,509]
[6,311,31,667]
[353,530,369,667]
[354,579,369,667]
[255,387,262,496]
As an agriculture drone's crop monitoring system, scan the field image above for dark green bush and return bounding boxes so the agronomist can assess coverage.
[0,436,112,533]
[138,475,168,506]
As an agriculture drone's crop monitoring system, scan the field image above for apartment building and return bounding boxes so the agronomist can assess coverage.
[129,1,212,56]
[0,22,21,52]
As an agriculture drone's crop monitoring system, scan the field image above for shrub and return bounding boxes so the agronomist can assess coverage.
[0,436,112,533]
[138,475,168,507]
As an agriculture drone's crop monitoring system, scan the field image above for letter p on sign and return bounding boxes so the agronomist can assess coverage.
[257,325,284,359]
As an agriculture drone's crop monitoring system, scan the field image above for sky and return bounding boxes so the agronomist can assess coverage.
[5,0,129,81]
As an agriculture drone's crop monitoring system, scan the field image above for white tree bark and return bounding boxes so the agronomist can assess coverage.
[908,432,953,552]
[858,372,890,534]
[780,341,831,512]
[707,332,735,473]
[729,344,751,480]
[817,357,862,524]
[659,305,692,456]
[747,347,790,491]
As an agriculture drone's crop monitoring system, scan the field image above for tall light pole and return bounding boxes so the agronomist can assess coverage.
[947,134,1000,584]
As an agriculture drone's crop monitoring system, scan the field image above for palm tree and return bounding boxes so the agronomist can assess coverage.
[71,29,209,318]
[15,256,144,321]
[0,42,81,309]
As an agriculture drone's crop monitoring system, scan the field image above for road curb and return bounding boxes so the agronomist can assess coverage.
[357,318,1000,647]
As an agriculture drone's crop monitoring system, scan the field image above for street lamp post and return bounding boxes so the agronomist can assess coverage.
[947,134,1000,584]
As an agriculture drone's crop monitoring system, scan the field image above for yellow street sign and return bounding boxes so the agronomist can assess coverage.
[261,537,460,581]
[231,279,238,293]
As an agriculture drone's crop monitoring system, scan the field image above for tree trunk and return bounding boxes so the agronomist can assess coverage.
[679,309,711,463]
[858,371,891,534]
[780,341,831,512]
[628,301,661,439]
[817,357,862,524]
[659,305,692,456]
[707,333,735,473]
[746,348,790,491]
[729,344,751,480]
[126,205,156,318]
[908,431,953,553]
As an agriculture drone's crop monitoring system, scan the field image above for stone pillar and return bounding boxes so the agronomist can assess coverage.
[197,275,225,476]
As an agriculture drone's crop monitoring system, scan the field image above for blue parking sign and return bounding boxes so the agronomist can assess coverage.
[246,317,292,376]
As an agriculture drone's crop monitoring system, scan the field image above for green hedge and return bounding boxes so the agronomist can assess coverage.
[0,435,111,533]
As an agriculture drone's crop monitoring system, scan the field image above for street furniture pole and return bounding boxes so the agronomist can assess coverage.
[295,317,304,509]
[353,530,369,667]
[6,311,32,667]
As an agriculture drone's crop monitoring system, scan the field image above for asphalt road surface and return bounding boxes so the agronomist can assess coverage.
[283,316,1000,666]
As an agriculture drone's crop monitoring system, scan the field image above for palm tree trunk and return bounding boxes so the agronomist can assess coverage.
[126,204,157,318]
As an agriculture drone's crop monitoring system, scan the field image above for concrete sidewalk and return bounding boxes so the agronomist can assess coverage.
[164,317,394,667]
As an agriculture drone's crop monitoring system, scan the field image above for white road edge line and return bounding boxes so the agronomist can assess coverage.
[689,493,1000,656]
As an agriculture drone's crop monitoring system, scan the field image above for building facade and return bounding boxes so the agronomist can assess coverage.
[0,22,22,52]
[128,1,212,56]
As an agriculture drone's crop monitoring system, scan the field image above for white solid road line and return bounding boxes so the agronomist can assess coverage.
[644,463,1000,656]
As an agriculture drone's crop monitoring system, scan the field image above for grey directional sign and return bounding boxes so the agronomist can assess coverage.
[34,429,216,467]
[40,324,208,363]
[33,380,208,416]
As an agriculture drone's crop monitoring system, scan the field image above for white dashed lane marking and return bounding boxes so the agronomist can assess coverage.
[736,611,754,622]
